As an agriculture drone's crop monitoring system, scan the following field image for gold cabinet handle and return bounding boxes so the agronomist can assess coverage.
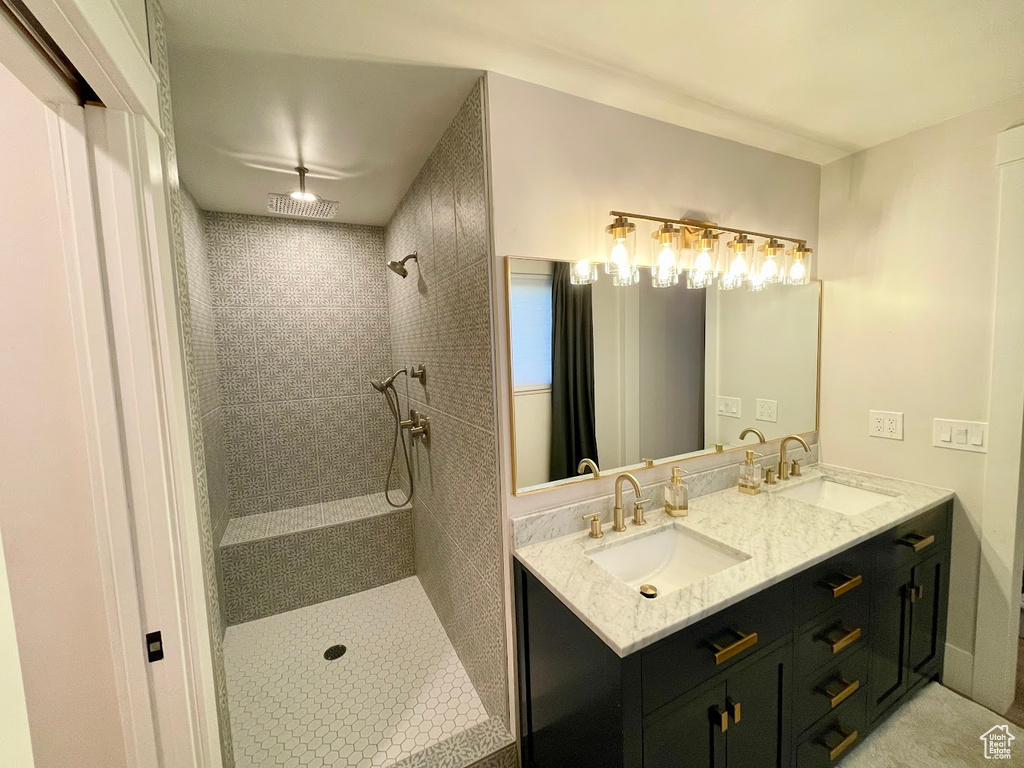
[819,677,860,709]
[711,705,728,732]
[825,573,863,598]
[908,583,925,604]
[898,533,935,552]
[819,727,858,761]
[824,625,862,655]
[727,698,742,724]
[710,630,759,665]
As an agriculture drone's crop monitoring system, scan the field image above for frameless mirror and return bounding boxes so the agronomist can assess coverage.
[506,256,821,494]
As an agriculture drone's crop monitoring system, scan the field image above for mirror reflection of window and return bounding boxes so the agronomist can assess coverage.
[510,272,553,390]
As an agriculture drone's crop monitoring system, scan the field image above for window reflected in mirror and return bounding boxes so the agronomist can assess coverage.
[507,256,821,494]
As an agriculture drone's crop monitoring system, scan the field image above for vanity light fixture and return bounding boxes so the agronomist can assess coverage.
[570,259,599,285]
[687,228,721,289]
[605,216,639,286]
[650,223,681,288]
[785,243,813,285]
[600,210,812,291]
[720,234,753,290]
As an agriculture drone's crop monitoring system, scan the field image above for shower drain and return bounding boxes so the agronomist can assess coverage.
[323,644,347,660]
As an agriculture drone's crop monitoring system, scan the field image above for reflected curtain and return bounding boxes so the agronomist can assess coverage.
[549,262,599,482]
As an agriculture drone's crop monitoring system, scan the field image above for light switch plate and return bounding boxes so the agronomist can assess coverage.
[756,399,778,423]
[869,410,904,440]
[717,396,741,418]
[933,418,988,453]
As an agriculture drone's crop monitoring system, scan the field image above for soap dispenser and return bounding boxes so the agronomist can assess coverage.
[739,450,763,495]
[665,467,689,516]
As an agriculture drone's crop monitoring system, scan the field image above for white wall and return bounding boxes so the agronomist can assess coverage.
[0,59,128,768]
[487,73,821,516]
[818,95,1024,694]
[712,283,820,446]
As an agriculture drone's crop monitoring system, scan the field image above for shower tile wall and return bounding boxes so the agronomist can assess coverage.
[202,216,394,517]
[181,188,230,545]
[148,1,234,763]
[385,80,509,724]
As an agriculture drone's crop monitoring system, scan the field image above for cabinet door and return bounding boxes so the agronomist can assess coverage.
[908,552,948,687]
[866,561,913,723]
[725,644,791,768]
[644,682,727,768]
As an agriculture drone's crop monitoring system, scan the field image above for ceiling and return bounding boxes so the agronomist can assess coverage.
[168,48,481,223]
[164,0,1024,221]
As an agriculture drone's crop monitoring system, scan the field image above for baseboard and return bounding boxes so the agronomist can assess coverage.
[943,642,975,696]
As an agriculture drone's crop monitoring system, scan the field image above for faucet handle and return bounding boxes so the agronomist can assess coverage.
[791,459,802,477]
[585,513,604,539]
[632,498,651,526]
[765,467,777,485]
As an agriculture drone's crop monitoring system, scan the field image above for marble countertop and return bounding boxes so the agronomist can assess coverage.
[513,464,953,657]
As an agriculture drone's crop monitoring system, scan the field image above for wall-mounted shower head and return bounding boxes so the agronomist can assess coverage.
[387,252,418,278]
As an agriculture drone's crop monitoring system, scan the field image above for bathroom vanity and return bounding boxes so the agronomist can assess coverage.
[513,466,953,768]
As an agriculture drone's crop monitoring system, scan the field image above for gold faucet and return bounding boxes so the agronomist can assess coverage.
[778,435,811,480]
[740,427,766,443]
[577,458,600,478]
[613,473,647,532]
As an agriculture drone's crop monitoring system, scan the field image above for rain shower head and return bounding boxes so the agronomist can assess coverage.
[387,252,418,278]
[267,166,339,220]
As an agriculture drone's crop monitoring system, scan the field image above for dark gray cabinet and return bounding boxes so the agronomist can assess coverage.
[515,500,952,768]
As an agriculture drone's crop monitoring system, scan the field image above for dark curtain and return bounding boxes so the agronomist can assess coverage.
[549,262,599,482]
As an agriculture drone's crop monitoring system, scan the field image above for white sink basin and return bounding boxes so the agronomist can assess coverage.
[779,478,893,515]
[586,526,749,597]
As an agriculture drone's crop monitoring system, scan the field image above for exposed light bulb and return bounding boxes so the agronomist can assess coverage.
[609,241,629,273]
[789,258,806,283]
[651,229,679,288]
[762,256,779,282]
[570,260,598,285]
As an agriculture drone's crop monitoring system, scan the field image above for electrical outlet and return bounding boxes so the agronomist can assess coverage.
[717,396,741,418]
[869,410,903,440]
[756,399,778,423]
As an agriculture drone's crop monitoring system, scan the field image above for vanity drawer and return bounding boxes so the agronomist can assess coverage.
[793,541,873,626]
[874,502,950,570]
[795,687,867,768]
[794,648,868,735]
[641,580,793,715]
[795,590,869,678]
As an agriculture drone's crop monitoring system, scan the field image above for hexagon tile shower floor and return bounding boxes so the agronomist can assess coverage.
[224,577,488,766]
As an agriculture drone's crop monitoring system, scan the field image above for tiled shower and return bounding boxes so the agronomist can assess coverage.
[168,72,514,768]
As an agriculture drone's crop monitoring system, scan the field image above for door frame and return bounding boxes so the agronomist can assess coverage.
[972,123,1024,712]
[8,1,222,766]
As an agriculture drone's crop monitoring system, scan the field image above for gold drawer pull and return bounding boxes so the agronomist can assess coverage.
[898,533,935,552]
[825,573,863,598]
[820,676,860,709]
[711,705,728,732]
[824,625,862,655]
[820,727,858,761]
[710,630,759,665]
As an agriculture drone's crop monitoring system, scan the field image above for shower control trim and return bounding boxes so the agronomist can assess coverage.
[405,409,431,441]
[410,364,427,385]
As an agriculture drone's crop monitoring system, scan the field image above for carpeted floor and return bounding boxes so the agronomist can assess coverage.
[1005,638,1024,729]
[844,683,1023,766]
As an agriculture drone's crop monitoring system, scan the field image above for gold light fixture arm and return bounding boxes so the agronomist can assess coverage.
[608,210,807,246]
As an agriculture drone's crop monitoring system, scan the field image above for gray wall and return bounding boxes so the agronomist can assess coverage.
[202,214,394,517]
[385,80,508,724]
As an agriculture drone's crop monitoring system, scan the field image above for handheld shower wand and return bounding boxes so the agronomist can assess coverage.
[370,369,415,507]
